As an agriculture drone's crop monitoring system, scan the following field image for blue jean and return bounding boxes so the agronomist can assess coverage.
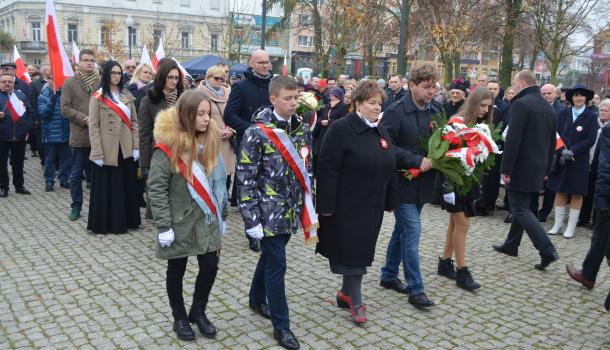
[380,204,425,295]
[69,147,90,209]
[43,143,72,185]
[249,234,291,330]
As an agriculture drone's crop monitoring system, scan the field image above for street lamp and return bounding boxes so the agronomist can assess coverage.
[125,15,135,59]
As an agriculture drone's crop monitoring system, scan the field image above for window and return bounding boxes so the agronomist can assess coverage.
[32,22,42,42]
[100,24,111,46]
[153,0,161,3]
[210,33,218,52]
[210,0,220,10]
[181,31,190,49]
[34,58,42,65]
[128,27,137,47]
[180,0,190,6]
[374,42,383,52]
[153,29,163,48]
[298,35,312,47]
[298,15,312,25]
[68,23,78,43]
[604,42,610,54]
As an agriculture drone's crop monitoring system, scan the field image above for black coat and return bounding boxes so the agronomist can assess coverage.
[380,90,441,205]
[547,107,599,195]
[316,113,399,267]
[29,77,47,127]
[224,67,271,147]
[442,99,464,118]
[312,101,348,155]
[382,87,406,111]
[594,123,610,210]
[501,86,556,193]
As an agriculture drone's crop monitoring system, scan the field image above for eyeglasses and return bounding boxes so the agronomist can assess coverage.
[125,66,136,69]
[110,71,122,76]
[212,76,225,82]
[255,61,271,65]
[166,75,180,81]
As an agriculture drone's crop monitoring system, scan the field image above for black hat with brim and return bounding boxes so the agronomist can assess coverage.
[565,83,594,104]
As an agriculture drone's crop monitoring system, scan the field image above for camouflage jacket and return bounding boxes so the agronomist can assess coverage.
[237,107,313,236]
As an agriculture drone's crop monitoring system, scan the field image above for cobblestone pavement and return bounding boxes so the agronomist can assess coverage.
[1,156,609,350]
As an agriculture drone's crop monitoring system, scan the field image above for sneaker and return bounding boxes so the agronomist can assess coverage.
[69,207,81,221]
[45,183,54,192]
[350,304,367,324]
[437,257,457,280]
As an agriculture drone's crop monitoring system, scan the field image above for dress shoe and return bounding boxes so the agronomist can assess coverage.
[0,188,9,197]
[15,187,31,195]
[60,181,70,189]
[408,293,435,308]
[188,310,216,338]
[503,213,512,223]
[249,302,271,319]
[566,265,594,289]
[172,319,196,341]
[45,183,54,192]
[350,304,367,324]
[273,329,300,350]
[538,214,547,223]
[535,252,559,270]
[336,290,351,309]
[247,235,260,252]
[492,244,518,257]
[379,278,408,294]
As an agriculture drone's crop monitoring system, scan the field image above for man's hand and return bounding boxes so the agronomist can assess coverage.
[321,119,329,127]
[0,111,4,119]
[501,174,510,184]
[83,116,89,125]
[420,158,433,172]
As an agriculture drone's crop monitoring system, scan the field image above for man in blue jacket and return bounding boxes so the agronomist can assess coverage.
[38,78,72,192]
[0,72,33,197]
[224,49,272,252]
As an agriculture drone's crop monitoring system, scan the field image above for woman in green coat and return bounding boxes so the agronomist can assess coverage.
[148,90,228,341]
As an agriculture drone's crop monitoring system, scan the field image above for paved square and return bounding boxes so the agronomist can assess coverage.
[1,157,608,349]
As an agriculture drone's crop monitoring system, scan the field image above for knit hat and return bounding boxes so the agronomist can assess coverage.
[449,79,467,92]
[329,87,344,100]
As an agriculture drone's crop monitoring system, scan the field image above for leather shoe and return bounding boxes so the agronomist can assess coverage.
[0,188,8,197]
[535,252,559,270]
[249,302,271,319]
[492,244,518,257]
[566,265,594,289]
[408,293,435,308]
[188,311,216,338]
[247,235,260,252]
[538,214,548,223]
[172,319,195,341]
[273,329,300,350]
[379,278,408,294]
[15,187,31,195]
[503,213,512,223]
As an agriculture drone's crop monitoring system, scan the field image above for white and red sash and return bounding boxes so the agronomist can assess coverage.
[6,92,26,123]
[256,123,319,244]
[155,143,219,218]
[93,89,132,131]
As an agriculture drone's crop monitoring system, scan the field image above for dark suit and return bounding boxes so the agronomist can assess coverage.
[29,77,47,162]
[500,86,557,258]
[479,97,508,210]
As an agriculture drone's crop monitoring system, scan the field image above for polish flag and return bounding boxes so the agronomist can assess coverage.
[13,46,31,84]
[172,58,191,79]
[45,0,74,89]
[71,41,80,63]
[152,39,165,71]
[282,52,287,76]
[140,45,152,67]
[6,92,26,122]
[555,132,565,150]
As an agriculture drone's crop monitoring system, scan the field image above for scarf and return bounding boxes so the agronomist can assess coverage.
[252,70,271,80]
[164,89,177,107]
[204,80,224,97]
[356,111,379,128]
[78,68,98,94]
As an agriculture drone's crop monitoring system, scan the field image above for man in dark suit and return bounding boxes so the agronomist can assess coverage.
[29,64,51,164]
[493,70,559,270]
[382,74,405,111]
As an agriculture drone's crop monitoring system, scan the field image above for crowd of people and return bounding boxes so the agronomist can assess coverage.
[1,48,609,350]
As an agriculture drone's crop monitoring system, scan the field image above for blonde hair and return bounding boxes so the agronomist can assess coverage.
[205,66,226,80]
[456,87,494,125]
[170,90,220,178]
[129,63,154,85]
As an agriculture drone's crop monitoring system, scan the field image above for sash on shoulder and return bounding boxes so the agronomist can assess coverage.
[93,89,132,131]
[155,143,218,217]
[256,123,319,244]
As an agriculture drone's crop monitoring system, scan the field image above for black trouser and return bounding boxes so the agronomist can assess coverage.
[166,252,219,320]
[0,140,26,190]
[503,190,557,257]
[538,182,555,218]
[479,155,502,210]
[579,171,597,224]
[581,210,610,282]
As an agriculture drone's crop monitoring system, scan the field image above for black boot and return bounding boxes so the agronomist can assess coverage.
[173,319,195,341]
[188,300,216,338]
[456,267,481,291]
[437,257,457,280]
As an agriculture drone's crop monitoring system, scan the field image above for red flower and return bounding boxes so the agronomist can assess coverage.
[408,168,421,178]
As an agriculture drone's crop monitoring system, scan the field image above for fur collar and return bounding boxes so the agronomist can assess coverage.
[153,108,205,150]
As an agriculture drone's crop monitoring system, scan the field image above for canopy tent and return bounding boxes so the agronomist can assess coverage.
[229,63,248,75]
[182,55,225,75]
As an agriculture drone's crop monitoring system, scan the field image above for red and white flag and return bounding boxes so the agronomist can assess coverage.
[172,58,191,79]
[45,0,74,89]
[6,92,26,122]
[71,41,80,64]
[555,132,566,150]
[13,46,31,85]
[140,45,152,67]
[282,52,287,76]
[152,39,165,71]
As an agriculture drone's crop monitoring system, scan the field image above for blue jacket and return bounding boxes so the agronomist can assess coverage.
[0,90,32,141]
[594,123,610,210]
[224,67,271,147]
[38,86,70,144]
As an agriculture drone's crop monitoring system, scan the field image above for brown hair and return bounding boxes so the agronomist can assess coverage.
[79,49,95,60]
[170,90,220,178]
[456,87,494,125]
[269,75,297,97]
[409,64,438,85]
[514,70,537,87]
[351,80,387,109]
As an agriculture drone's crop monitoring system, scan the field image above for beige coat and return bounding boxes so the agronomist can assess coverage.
[88,90,139,167]
[198,83,236,175]
[60,73,101,148]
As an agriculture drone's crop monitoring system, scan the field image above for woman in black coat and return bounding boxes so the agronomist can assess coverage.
[312,87,348,176]
[316,80,399,325]
[547,84,599,239]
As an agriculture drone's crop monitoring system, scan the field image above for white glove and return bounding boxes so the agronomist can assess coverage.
[158,228,175,247]
[93,159,104,167]
[220,221,227,236]
[132,149,140,161]
[245,224,264,239]
[443,192,456,205]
